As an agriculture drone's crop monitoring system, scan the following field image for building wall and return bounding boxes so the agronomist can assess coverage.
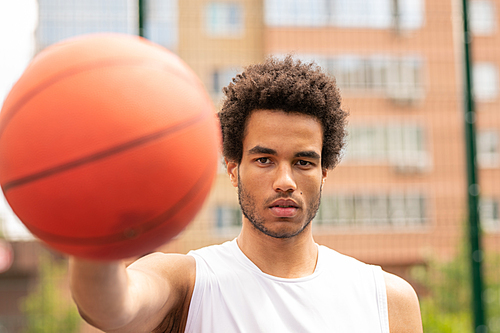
[178,0,265,105]
[21,0,500,288]
[472,0,500,253]
[4,1,498,331]
[263,0,465,264]
[0,242,43,332]
[167,0,500,271]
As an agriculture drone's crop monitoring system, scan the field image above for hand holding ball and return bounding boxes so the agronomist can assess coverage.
[0,34,219,260]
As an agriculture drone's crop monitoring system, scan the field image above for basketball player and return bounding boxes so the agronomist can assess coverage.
[69,56,423,332]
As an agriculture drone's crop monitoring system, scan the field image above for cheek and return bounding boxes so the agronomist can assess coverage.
[240,171,263,193]
[300,176,323,196]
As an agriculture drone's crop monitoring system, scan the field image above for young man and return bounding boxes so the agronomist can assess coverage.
[70,56,423,332]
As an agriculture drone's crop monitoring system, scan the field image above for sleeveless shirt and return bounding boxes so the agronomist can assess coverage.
[185,239,389,333]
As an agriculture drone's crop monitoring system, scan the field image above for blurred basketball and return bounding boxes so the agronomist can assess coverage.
[0,33,219,260]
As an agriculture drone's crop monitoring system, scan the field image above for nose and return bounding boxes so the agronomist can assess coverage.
[273,164,297,193]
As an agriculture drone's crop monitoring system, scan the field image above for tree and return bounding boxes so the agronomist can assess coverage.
[413,248,500,332]
[20,250,81,333]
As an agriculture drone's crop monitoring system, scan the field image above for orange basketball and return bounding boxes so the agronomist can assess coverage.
[0,33,219,260]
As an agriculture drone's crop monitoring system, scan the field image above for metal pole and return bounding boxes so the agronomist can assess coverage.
[461,0,486,331]
[138,0,145,37]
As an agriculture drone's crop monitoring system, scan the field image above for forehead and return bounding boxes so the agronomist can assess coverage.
[242,109,323,152]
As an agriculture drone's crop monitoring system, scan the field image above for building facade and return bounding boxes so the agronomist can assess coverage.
[5,0,500,287]
[171,0,500,281]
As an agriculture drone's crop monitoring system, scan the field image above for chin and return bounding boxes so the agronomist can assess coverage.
[259,221,310,239]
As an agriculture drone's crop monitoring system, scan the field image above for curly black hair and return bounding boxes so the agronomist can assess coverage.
[218,55,348,170]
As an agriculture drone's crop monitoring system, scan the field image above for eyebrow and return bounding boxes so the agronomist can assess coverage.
[248,145,321,160]
[295,151,321,160]
[248,145,277,155]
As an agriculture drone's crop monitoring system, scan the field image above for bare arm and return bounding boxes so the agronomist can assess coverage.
[383,271,423,333]
[69,253,195,333]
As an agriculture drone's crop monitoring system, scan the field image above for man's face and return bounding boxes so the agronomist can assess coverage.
[227,109,327,239]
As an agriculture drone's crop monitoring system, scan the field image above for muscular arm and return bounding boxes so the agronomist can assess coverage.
[383,271,423,333]
[69,253,195,333]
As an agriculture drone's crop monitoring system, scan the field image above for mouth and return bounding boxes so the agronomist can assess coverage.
[269,199,299,217]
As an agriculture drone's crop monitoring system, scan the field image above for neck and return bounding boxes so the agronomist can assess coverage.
[236,221,318,279]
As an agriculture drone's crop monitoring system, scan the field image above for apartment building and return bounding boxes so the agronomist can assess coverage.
[35,0,177,52]
[3,2,500,331]
[261,0,459,269]
[469,0,500,252]
[13,0,500,275]
[170,0,500,281]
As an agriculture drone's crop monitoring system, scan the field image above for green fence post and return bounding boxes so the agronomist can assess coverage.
[138,0,145,37]
[461,0,487,332]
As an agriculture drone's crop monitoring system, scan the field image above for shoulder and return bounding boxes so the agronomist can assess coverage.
[187,240,237,271]
[318,245,373,274]
[188,240,234,257]
[382,271,423,333]
[127,254,195,305]
[127,253,197,310]
[128,252,196,297]
[124,253,196,333]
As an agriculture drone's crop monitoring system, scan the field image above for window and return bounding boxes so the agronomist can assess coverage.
[265,0,424,30]
[387,124,428,171]
[324,55,424,102]
[370,56,391,90]
[265,0,328,26]
[477,130,499,168]
[346,126,387,161]
[330,0,393,28]
[470,0,496,35]
[215,205,242,233]
[205,2,244,38]
[394,0,425,30]
[143,0,178,50]
[481,198,499,232]
[385,57,423,102]
[330,56,369,91]
[473,63,499,101]
[37,0,137,50]
[344,123,429,172]
[37,0,178,51]
[316,192,426,228]
[211,67,240,99]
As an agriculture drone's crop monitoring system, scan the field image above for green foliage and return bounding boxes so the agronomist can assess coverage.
[484,254,500,333]
[412,249,500,333]
[412,254,472,332]
[419,298,471,333]
[20,251,81,333]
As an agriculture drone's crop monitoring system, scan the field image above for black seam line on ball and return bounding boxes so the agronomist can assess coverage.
[2,110,210,192]
[20,160,216,245]
[0,57,198,140]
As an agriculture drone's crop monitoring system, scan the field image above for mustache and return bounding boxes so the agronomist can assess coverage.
[264,192,302,207]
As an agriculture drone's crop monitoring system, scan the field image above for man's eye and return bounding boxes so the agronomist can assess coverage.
[256,157,271,164]
[297,160,312,166]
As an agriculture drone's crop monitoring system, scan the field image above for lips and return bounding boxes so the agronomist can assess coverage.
[269,199,299,217]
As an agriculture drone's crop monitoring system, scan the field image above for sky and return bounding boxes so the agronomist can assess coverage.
[0,0,38,239]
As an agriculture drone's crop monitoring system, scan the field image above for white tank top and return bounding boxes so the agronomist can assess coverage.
[185,239,389,333]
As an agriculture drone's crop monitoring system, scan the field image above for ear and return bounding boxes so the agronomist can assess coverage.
[322,168,328,186]
[225,158,239,187]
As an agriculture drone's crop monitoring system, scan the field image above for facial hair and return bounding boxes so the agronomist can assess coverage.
[237,173,322,239]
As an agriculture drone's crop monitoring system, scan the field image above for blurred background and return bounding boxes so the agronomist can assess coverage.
[0,0,499,332]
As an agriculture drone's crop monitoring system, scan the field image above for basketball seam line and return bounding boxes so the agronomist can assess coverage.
[2,110,211,192]
[17,159,217,245]
[0,57,199,140]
